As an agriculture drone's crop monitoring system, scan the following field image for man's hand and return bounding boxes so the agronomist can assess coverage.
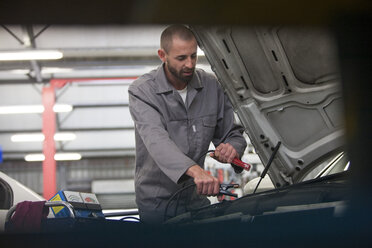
[186,165,220,196]
[211,143,238,163]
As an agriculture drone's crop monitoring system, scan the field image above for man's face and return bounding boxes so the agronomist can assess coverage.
[160,36,198,84]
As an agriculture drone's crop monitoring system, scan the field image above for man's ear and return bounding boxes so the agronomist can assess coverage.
[158,49,167,63]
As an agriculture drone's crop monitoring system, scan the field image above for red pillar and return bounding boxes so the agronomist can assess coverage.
[42,85,56,199]
[39,78,137,199]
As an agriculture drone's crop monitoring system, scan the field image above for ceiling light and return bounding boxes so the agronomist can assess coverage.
[54,132,76,141]
[0,105,44,114]
[11,133,45,142]
[8,69,31,74]
[25,152,82,162]
[25,154,45,162]
[53,104,73,113]
[0,50,63,61]
[11,132,76,142]
[0,104,73,114]
[54,153,81,161]
[41,67,73,74]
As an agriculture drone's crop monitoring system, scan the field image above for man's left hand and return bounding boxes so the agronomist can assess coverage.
[210,143,238,163]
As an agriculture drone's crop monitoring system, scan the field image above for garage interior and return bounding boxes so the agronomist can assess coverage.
[0,25,262,210]
[0,0,371,246]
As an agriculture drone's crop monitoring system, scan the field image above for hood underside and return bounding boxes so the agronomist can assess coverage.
[192,26,345,187]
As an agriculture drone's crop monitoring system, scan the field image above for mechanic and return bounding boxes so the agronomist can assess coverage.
[128,24,247,224]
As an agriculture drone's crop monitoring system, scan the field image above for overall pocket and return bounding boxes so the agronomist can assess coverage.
[199,115,217,149]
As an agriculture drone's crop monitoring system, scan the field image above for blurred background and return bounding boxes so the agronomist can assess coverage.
[0,25,264,209]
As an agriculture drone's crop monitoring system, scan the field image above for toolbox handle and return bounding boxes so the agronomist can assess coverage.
[6,201,76,222]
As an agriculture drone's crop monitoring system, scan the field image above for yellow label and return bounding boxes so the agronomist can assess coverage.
[50,194,64,214]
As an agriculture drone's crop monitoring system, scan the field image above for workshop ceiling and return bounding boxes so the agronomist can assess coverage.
[0,24,212,160]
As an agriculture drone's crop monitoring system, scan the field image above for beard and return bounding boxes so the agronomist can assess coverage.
[166,60,195,83]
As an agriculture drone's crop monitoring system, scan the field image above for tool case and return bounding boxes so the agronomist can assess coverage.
[5,197,140,233]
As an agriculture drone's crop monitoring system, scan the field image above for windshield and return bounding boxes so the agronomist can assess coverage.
[302,152,349,181]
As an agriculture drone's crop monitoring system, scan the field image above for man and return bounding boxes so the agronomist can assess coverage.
[128,24,247,224]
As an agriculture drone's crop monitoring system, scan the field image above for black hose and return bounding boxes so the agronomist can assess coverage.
[163,183,196,222]
[163,149,216,222]
[174,182,186,217]
[197,149,215,163]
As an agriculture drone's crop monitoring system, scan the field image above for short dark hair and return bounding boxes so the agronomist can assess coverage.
[160,24,195,53]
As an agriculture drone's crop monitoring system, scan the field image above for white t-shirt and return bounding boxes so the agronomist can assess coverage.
[177,86,188,104]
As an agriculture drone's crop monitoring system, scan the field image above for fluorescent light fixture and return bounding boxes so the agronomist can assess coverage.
[25,154,45,162]
[11,132,76,142]
[54,153,82,161]
[0,104,73,114]
[54,132,76,141]
[0,50,63,61]
[11,133,45,142]
[41,67,73,74]
[53,104,73,113]
[8,69,31,74]
[25,152,82,162]
[0,105,44,114]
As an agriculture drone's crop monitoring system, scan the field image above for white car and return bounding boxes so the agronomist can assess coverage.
[164,26,350,229]
[0,171,141,232]
[0,171,45,232]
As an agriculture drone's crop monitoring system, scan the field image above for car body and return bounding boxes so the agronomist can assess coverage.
[0,171,45,232]
[244,151,349,194]
[163,26,350,234]
[194,26,345,187]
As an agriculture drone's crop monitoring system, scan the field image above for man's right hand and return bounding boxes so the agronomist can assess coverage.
[186,165,220,196]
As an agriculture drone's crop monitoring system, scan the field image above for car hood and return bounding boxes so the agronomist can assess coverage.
[192,26,345,187]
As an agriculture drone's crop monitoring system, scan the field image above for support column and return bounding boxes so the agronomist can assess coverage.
[42,85,56,199]
[39,77,137,199]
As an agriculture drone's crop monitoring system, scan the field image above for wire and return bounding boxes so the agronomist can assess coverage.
[174,182,186,217]
[197,149,215,163]
[163,183,196,222]
[163,149,216,222]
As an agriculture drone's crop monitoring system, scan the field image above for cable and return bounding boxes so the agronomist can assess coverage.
[173,150,216,216]
[163,148,235,222]
[196,149,215,163]
[174,182,186,217]
[170,150,215,220]
[163,183,196,222]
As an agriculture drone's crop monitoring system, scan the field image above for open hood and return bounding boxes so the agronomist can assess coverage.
[192,26,345,187]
